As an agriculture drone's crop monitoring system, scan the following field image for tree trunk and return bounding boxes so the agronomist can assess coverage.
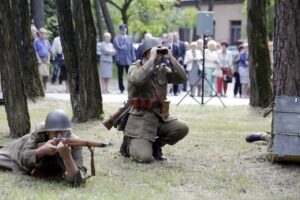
[0,1,31,137]
[99,0,116,39]
[247,0,272,108]
[31,0,44,29]
[94,0,104,41]
[195,0,201,10]
[208,0,214,11]
[15,0,44,98]
[56,0,103,122]
[273,0,300,96]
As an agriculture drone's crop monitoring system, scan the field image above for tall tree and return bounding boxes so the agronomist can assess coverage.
[99,0,116,39]
[94,0,104,41]
[56,0,103,122]
[15,0,44,98]
[0,1,31,137]
[208,0,214,11]
[31,0,45,28]
[195,0,201,10]
[273,0,300,96]
[247,0,272,107]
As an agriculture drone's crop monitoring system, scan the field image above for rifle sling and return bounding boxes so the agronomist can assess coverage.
[88,147,96,176]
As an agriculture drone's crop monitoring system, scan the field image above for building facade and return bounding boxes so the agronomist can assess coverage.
[179,0,246,44]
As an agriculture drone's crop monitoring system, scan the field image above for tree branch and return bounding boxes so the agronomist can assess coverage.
[106,0,122,11]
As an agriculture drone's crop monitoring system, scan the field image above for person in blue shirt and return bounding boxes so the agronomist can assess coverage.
[113,24,136,93]
[33,27,52,89]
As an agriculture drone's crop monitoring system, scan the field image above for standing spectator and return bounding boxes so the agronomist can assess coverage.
[171,32,186,95]
[184,42,203,97]
[100,32,116,94]
[113,24,136,94]
[51,32,63,84]
[135,32,152,60]
[233,45,243,97]
[34,27,52,89]
[238,43,250,98]
[31,25,38,40]
[217,41,232,97]
[205,40,219,96]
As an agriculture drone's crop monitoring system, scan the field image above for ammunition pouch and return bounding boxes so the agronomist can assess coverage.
[129,98,170,115]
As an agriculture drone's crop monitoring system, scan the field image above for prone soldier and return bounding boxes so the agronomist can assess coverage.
[0,109,87,187]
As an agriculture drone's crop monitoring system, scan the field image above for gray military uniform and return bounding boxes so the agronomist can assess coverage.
[0,123,87,186]
[124,57,189,162]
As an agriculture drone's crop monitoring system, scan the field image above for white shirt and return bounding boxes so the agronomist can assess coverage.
[52,36,63,55]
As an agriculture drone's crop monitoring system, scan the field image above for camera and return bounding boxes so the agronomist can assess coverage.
[156,46,168,55]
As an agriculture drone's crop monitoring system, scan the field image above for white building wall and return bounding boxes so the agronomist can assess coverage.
[195,3,247,43]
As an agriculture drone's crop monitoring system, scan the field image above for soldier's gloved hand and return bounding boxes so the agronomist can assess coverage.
[57,142,72,160]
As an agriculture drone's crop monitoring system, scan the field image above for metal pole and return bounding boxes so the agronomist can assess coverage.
[201,35,206,104]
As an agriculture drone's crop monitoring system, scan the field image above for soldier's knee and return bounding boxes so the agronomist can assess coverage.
[179,122,189,138]
[129,138,153,163]
[130,150,153,163]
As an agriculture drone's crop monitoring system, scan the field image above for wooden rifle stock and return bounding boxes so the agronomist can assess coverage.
[37,137,111,148]
[102,101,131,130]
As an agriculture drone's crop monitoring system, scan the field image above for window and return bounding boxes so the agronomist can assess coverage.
[230,20,241,45]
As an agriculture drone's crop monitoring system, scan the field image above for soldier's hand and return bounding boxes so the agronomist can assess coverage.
[164,48,173,59]
[57,142,72,160]
[36,139,58,158]
[149,47,158,60]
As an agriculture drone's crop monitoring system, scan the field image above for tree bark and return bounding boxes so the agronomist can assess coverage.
[99,0,116,39]
[273,0,300,96]
[15,0,44,98]
[0,1,31,137]
[195,0,201,10]
[247,0,272,107]
[208,0,214,11]
[94,0,104,41]
[56,0,103,122]
[31,0,45,29]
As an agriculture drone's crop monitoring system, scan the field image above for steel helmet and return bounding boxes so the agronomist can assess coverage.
[44,109,71,132]
[140,38,161,57]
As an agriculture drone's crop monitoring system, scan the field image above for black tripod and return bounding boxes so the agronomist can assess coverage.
[176,35,226,108]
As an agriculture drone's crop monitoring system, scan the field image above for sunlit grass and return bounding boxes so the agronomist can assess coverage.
[0,98,299,200]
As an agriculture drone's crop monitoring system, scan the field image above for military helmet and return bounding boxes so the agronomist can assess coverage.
[44,109,71,132]
[141,38,161,57]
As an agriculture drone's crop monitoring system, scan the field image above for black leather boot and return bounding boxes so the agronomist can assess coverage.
[152,140,167,160]
[120,136,130,157]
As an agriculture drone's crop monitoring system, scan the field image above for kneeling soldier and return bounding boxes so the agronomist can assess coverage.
[119,38,189,162]
[0,109,87,186]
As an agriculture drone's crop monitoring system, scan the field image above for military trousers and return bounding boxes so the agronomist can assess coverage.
[0,154,13,171]
[128,118,189,163]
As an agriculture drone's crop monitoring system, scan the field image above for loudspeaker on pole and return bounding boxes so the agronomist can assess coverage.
[196,11,214,36]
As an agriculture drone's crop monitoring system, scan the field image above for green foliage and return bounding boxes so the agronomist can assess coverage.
[44,0,58,42]
[107,0,197,38]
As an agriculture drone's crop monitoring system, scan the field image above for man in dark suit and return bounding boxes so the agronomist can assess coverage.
[171,32,186,95]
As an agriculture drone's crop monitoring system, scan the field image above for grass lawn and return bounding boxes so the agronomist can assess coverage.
[0,98,299,200]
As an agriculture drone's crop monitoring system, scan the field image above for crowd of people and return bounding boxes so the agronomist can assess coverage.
[30,23,250,98]
[103,24,250,98]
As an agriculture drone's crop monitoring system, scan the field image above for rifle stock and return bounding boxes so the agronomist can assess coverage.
[37,137,111,148]
[102,101,131,130]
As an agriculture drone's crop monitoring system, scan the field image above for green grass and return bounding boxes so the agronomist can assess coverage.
[0,99,300,200]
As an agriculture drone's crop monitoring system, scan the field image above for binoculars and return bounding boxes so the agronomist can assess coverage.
[156,46,168,55]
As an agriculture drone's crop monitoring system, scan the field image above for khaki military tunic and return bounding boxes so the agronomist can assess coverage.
[0,123,87,186]
[124,57,189,162]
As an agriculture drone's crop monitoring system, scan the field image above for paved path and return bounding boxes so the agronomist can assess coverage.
[45,79,249,106]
